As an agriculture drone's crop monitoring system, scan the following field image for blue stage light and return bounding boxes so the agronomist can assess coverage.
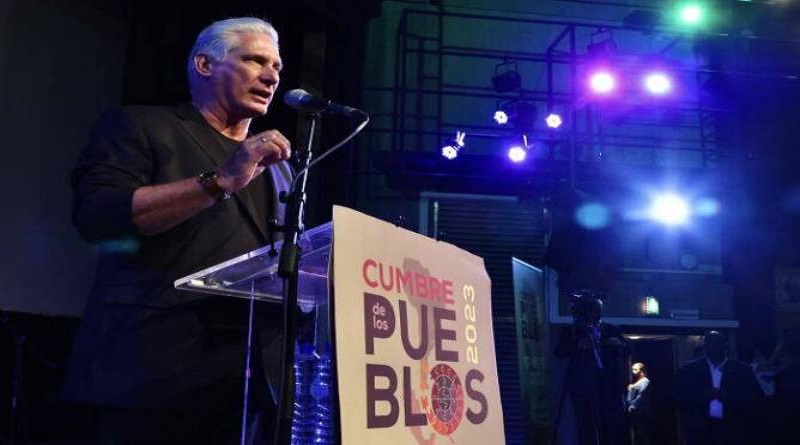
[507,145,527,163]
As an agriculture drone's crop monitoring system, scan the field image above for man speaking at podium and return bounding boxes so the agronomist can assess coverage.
[64,17,291,443]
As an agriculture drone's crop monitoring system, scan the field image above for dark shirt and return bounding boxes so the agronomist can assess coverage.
[64,104,291,407]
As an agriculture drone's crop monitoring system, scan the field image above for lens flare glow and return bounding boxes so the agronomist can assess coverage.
[575,202,611,230]
[695,198,720,217]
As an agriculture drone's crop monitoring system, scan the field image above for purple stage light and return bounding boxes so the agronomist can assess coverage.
[507,145,527,163]
[589,70,616,94]
[545,113,563,129]
[644,72,672,95]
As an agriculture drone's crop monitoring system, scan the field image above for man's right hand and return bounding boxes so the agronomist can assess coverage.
[217,129,291,193]
[131,129,291,236]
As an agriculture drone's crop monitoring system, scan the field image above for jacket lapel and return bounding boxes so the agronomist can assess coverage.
[173,104,270,241]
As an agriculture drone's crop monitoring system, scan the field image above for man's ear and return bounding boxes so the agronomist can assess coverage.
[193,54,213,78]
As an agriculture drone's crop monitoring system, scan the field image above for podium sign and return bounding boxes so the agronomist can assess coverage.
[332,206,505,444]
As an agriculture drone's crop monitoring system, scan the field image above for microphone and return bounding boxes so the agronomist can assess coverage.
[283,88,368,119]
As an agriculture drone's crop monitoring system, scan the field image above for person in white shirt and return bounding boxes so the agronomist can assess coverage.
[626,362,651,445]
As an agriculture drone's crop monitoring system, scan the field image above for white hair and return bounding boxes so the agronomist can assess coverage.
[187,17,279,91]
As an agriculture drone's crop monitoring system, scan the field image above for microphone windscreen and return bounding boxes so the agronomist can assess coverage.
[283,89,310,108]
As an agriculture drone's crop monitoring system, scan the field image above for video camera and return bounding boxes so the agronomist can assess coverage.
[569,289,607,328]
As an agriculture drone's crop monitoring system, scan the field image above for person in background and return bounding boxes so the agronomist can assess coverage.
[626,362,651,445]
[674,330,764,445]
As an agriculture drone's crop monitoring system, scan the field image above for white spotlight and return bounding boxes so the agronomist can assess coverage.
[649,193,690,225]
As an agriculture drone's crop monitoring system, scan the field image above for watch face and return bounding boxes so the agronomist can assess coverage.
[198,171,218,182]
[197,171,230,201]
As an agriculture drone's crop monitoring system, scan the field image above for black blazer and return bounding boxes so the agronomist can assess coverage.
[674,357,763,445]
[64,104,291,407]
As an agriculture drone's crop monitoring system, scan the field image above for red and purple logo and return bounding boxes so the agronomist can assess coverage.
[428,364,465,435]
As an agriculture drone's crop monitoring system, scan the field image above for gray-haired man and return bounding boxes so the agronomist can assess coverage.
[64,17,291,443]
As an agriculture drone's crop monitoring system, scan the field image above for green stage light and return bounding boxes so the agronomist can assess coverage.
[678,3,705,26]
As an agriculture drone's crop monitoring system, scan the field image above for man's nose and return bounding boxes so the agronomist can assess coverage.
[260,68,279,86]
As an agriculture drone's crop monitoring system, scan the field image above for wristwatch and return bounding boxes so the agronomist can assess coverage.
[197,171,232,202]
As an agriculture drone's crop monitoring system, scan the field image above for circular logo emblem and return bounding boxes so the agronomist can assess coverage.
[428,364,464,435]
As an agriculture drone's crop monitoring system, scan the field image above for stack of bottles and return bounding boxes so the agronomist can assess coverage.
[291,343,338,445]
[311,346,336,444]
[291,343,317,445]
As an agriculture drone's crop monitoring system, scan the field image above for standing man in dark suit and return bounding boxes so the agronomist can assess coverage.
[674,331,764,445]
[64,17,292,444]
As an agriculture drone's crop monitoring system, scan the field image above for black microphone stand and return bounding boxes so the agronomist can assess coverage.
[272,112,318,445]
[1,310,57,445]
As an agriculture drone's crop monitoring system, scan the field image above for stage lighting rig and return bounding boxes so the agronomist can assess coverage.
[491,59,522,93]
[586,28,617,58]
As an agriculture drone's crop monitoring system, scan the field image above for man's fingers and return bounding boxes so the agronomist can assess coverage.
[250,130,291,163]
[255,130,290,150]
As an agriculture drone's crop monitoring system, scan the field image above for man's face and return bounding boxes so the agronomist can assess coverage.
[207,32,282,119]
[632,364,642,376]
[705,334,728,365]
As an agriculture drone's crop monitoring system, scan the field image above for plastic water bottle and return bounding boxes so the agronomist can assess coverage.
[311,346,337,444]
[291,342,317,445]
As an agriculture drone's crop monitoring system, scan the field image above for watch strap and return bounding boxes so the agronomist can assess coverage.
[197,171,232,202]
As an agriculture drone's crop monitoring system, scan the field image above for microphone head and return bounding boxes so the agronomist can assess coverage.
[283,88,368,119]
[283,88,310,107]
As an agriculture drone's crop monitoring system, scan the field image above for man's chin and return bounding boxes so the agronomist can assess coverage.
[238,103,270,119]
[253,102,271,116]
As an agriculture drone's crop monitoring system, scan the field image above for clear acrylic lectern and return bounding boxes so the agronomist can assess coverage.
[175,222,332,307]
[174,222,335,444]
